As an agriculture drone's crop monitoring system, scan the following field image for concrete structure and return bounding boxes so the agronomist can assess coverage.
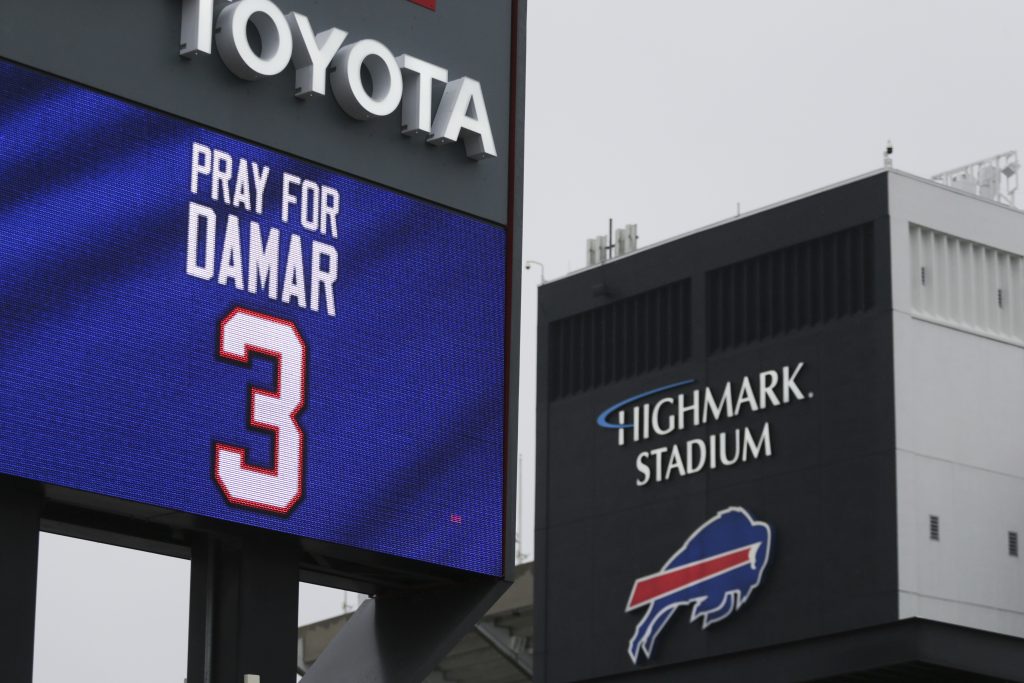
[298,563,534,681]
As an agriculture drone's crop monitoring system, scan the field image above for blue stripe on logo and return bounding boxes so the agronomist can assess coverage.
[596,379,696,430]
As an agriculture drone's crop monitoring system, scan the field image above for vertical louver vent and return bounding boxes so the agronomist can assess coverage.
[706,223,876,354]
[1010,531,1018,557]
[929,515,940,541]
[911,223,1024,344]
[548,280,691,400]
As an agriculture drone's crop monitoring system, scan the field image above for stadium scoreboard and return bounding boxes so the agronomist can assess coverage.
[0,0,522,580]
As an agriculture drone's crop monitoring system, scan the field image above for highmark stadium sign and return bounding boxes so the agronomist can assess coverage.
[597,364,811,487]
[0,58,506,576]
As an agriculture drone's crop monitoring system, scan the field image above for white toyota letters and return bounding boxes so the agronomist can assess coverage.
[179,0,497,160]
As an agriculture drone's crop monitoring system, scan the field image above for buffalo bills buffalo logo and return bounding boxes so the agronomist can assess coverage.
[626,507,771,663]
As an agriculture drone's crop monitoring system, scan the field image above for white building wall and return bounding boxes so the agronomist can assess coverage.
[889,171,1024,638]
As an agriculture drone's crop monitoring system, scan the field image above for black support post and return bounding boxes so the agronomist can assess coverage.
[188,532,299,683]
[0,477,41,683]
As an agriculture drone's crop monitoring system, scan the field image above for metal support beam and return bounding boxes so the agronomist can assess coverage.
[0,477,41,683]
[301,578,510,683]
[297,635,309,676]
[475,620,533,678]
[187,532,299,683]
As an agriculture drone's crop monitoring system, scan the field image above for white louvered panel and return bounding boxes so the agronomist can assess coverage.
[971,241,983,332]
[996,251,1010,334]
[910,224,1024,345]
[938,231,951,321]
[928,229,941,317]
[926,228,939,317]
[913,223,929,311]
[939,231,952,321]
[982,245,994,332]
[1012,254,1023,338]
[963,239,976,329]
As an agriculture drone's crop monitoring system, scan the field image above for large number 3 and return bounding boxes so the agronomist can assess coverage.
[215,307,307,515]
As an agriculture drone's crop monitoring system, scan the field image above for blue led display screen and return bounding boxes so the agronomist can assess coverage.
[0,59,506,576]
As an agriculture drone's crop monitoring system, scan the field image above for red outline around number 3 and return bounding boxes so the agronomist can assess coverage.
[214,307,307,515]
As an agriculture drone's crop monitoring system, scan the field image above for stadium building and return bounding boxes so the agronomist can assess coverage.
[534,166,1024,682]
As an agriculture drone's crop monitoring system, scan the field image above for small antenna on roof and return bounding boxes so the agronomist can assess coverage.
[884,140,894,169]
[586,220,639,266]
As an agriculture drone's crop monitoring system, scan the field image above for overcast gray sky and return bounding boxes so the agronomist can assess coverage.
[33,1,1024,680]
